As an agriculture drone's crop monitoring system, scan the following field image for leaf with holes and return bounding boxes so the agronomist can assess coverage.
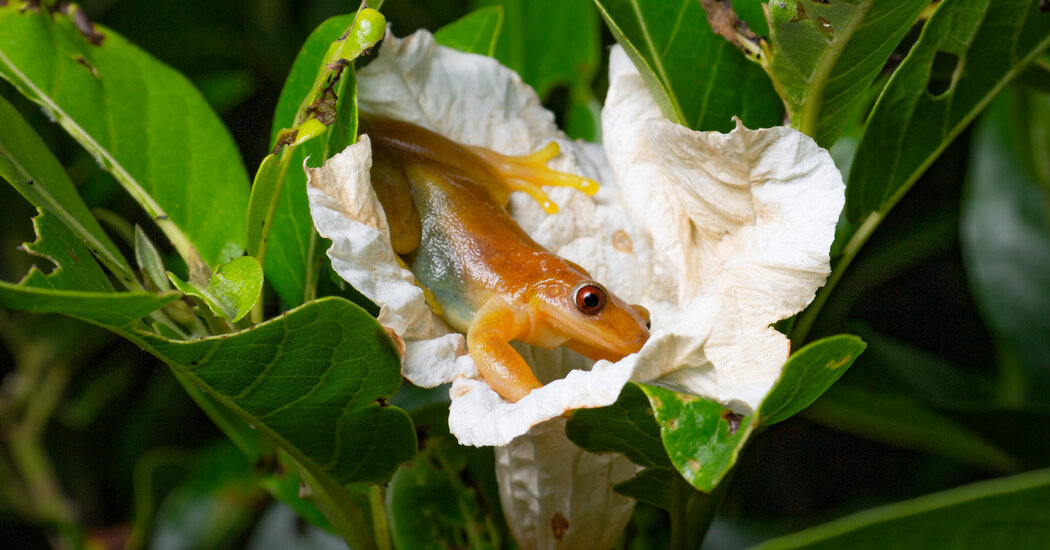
[640,385,757,492]
[0,94,137,287]
[0,5,250,269]
[0,210,178,328]
[766,0,929,146]
[593,0,782,132]
[847,0,1050,223]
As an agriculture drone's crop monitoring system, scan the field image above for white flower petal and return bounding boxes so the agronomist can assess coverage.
[603,46,844,412]
[495,419,638,550]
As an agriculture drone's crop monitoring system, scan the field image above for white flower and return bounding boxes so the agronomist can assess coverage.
[307,29,843,446]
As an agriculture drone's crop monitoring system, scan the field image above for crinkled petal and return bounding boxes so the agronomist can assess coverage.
[603,46,844,412]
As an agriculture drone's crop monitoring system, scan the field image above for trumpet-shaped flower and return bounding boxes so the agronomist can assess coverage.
[307,29,843,446]
[306,29,843,549]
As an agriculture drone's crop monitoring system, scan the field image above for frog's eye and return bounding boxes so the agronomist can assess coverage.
[574,283,606,315]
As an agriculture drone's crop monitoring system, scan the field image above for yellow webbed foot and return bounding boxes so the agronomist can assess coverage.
[468,141,599,214]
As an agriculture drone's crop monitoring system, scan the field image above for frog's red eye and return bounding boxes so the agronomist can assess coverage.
[574,284,606,315]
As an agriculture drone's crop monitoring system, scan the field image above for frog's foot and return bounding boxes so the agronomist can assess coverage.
[469,141,599,214]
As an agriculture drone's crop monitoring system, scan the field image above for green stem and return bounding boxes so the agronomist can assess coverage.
[369,484,392,550]
[667,471,732,550]
[790,210,882,345]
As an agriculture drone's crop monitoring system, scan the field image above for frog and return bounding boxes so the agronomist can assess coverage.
[362,116,650,402]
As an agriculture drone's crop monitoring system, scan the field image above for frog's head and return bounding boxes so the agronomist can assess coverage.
[528,274,650,362]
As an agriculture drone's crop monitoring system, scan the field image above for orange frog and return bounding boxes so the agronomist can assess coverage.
[363,116,650,402]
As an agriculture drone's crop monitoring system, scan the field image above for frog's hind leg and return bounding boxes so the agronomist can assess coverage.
[370,144,422,255]
[469,141,599,214]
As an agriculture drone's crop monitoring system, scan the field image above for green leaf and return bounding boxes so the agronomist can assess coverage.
[134,225,171,291]
[473,0,604,139]
[641,385,756,492]
[961,89,1050,399]
[0,93,136,287]
[767,0,929,146]
[435,6,504,56]
[0,6,250,271]
[752,469,1050,549]
[168,255,263,322]
[387,438,500,550]
[259,14,356,308]
[475,0,599,99]
[593,0,782,131]
[846,0,1050,223]
[0,210,177,328]
[806,384,1017,472]
[614,467,674,511]
[758,335,866,425]
[566,382,670,469]
[137,297,416,486]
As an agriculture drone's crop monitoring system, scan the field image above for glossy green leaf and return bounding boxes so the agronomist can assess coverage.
[806,384,1017,472]
[593,0,782,131]
[473,0,604,139]
[0,211,178,327]
[758,335,866,425]
[0,93,136,287]
[261,14,356,308]
[0,5,250,269]
[475,0,599,99]
[137,297,415,486]
[753,469,1050,549]
[566,382,670,469]
[435,6,503,56]
[641,385,757,492]
[961,90,1050,398]
[168,255,263,322]
[846,0,1050,223]
[767,0,928,146]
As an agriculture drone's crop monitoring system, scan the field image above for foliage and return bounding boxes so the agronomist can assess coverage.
[1,1,1048,549]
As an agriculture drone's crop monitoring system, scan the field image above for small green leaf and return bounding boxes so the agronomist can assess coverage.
[0,94,136,287]
[169,256,263,322]
[0,5,251,270]
[752,469,1050,549]
[0,211,177,328]
[135,226,171,291]
[641,385,757,492]
[766,0,929,146]
[593,0,782,131]
[758,335,866,425]
[846,0,1050,223]
[435,6,504,56]
[566,382,670,469]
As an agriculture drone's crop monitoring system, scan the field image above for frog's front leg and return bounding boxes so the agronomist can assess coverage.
[467,297,542,402]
